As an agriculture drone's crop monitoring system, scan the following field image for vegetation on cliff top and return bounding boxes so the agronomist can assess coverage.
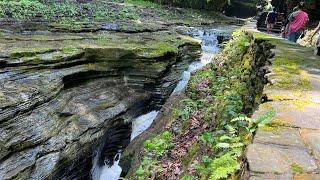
[136,0,229,11]
[134,30,275,179]
[0,0,235,28]
[0,0,139,21]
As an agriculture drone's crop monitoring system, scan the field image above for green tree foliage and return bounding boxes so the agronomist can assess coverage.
[141,0,229,11]
[0,0,45,19]
[272,0,320,19]
[0,0,140,21]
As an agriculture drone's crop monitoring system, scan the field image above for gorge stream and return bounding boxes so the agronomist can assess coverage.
[92,27,222,180]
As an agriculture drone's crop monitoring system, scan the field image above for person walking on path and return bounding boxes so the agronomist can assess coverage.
[281,7,298,38]
[265,7,278,34]
[287,2,309,42]
[311,21,320,55]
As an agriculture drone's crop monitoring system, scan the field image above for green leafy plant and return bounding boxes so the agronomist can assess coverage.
[290,163,304,174]
[136,156,162,180]
[136,131,173,179]
[198,112,275,179]
[181,175,193,180]
[144,131,173,156]
[208,153,240,180]
[0,0,45,20]
[195,153,240,180]
[177,98,200,120]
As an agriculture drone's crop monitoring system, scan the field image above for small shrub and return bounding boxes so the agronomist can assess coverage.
[0,0,45,20]
[144,131,173,156]
[136,157,161,180]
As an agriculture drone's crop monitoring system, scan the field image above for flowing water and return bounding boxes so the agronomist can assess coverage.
[173,29,220,94]
[92,27,221,180]
[131,110,159,141]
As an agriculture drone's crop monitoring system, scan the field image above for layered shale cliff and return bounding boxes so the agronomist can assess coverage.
[0,31,201,179]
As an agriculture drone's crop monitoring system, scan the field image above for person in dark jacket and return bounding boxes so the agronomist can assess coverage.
[265,7,278,34]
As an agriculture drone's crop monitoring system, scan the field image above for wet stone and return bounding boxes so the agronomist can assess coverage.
[254,127,306,148]
[249,172,293,180]
[101,23,119,31]
[0,147,41,179]
[263,88,300,101]
[276,105,320,130]
[30,152,60,180]
[309,75,320,104]
[300,129,320,163]
[253,101,320,130]
[294,174,320,180]
[246,143,318,174]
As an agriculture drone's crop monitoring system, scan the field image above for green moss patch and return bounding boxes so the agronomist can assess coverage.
[290,163,305,174]
[4,31,199,66]
[138,42,178,58]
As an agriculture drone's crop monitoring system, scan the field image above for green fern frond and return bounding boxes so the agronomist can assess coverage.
[208,153,240,180]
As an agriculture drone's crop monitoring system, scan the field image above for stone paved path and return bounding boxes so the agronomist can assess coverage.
[245,31,320,180]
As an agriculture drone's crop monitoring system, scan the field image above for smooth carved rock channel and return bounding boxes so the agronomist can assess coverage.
[0,31,201,179]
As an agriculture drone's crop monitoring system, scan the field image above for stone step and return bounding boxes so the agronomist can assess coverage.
[246,143,318,175]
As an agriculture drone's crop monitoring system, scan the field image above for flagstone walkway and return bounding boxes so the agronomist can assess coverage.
[245,31,320,180]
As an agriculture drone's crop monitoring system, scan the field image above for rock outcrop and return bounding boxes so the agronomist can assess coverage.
[0,31,201,179]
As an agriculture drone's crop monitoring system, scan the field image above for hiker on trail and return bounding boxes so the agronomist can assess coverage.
[265,7,277,34]
[281,7,298,38]
[311,21,320,55]
[287,2,309,42]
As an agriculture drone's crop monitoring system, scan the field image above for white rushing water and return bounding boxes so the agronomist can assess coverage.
[91,111,159,180]
[130,110,159,141]
[92,28,220,180]
[92,152,122,180]
[173,29,220,94]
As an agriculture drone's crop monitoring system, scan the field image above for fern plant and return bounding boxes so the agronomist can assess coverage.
[209,153,240,180]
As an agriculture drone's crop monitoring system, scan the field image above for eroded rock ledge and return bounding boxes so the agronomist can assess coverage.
[0,31,201,179]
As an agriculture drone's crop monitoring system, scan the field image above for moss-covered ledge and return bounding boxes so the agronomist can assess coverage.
[122,30,277,179]
[245,31,320,179]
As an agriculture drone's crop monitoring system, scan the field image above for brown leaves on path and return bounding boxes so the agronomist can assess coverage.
[160,110,209,179]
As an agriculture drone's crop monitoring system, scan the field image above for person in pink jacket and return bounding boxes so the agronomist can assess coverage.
[287,2,309,42]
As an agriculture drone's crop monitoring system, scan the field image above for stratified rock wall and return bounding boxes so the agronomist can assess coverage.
[0,32,201,179]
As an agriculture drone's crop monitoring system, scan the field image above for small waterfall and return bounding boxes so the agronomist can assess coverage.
[173,29,219,94]
[91,120,131,180]
[92,152,122,180]
[131,110,159,141]
[92,111,159,180]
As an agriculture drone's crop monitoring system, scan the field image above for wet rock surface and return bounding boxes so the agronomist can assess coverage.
[253,128,306,148]
[0,30,201,179]
[247,143,317,174]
